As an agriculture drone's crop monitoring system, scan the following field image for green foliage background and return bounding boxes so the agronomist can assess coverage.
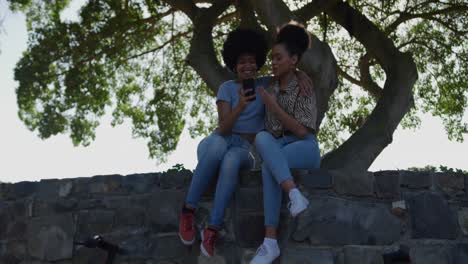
[6,0,467,161]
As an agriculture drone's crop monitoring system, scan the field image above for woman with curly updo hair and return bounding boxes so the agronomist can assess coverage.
[250,23,321,264]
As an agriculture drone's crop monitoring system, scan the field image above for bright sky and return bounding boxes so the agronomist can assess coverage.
[0,1,466,183]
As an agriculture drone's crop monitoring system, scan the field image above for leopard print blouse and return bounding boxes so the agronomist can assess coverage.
[264,76,317,137]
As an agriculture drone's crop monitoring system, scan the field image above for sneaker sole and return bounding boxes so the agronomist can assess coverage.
[200,230,213,257]
[178,232,195,246]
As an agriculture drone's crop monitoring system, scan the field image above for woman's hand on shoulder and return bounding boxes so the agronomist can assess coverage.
[296,70,314,97]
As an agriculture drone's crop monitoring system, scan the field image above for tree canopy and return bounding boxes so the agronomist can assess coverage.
[7,0,467,172]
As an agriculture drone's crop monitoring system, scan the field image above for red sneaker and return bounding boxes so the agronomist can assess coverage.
[200,227,218,257]
[178,209,195,245]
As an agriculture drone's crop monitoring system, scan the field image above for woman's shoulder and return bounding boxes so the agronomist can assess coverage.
[218,79,239,92]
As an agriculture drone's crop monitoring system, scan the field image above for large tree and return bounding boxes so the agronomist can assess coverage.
[7,0,467,174]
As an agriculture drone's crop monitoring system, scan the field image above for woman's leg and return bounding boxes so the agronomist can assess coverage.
[185,132,229,209]
[251,132,320,263]
[255,131,293,188]
[255,131,287,239]
[262,163,282,239]
[201,137,252,257]
[209,146,251,227]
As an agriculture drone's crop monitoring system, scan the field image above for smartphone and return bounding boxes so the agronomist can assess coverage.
[242,78,256,101]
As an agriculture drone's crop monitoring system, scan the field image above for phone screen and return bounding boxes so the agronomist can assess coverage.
[242,78,256,101]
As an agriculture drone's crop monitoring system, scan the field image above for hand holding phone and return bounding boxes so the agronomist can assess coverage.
[242,78,256,102]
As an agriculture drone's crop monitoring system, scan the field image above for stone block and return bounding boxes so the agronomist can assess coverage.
[90,228,156,259]
[458,208,468,236]
[58,180,73,197]
[77,210,115,236]
[374,171,401,199]
[234,187,263,213]
[72,245,107,264]
[0,202,27,240]
[159,169,192,189]
[122,172,160,193]
[141,191,184,232]
[297,169,333,189]
[0,240,27,262]
[400,171,433,189]
[434,172,465,198]
[407,192,458,239]
[457,243,468,263]
[343,246,383,264]
[151,233,197,261]
[114,207,146,227]
[233,213,265,248]
[77,198,106,210]
[280,246,335,263]
[239,170,262,187]
[71,177,91,197]
[88,174,123,193]
[410,244,461,264]
[5,219,27,240]
[332,170,375,196]
[10,181,38,199]
[33,198,78,217]
[37,179,60,199]
[27,213,75,261]
[294,196,401,245]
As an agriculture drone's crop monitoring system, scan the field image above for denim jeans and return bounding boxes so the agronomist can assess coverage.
[254,130,321,227]
[185,131,253,227]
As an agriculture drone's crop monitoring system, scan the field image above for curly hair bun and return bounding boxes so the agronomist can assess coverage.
[276,23,310,56]
[222,28,268,72]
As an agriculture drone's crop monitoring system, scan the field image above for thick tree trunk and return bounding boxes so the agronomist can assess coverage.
[317,0,418,172]
[182,1,234,94]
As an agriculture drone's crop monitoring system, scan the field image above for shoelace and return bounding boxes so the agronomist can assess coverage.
[255,244,269,257]
[182,213,194,231]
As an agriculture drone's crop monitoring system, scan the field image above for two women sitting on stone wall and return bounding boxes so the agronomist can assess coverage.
[177,23,321,264]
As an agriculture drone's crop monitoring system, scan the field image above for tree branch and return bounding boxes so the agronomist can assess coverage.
[185,0,234,94]
[126,30,192,61]
[358,53,384,98]
[237,0,261,30]
[161,0,198,20]
[337,66,362,86]
[294,1,323,23]
[386,5,468,33]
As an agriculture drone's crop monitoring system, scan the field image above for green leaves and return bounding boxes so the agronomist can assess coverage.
[8,0,467,162]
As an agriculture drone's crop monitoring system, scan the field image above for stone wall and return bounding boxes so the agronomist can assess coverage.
[1,168,467,264]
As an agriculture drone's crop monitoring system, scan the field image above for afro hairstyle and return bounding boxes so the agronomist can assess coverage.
[222,28,268,72]
[276,23,310,59]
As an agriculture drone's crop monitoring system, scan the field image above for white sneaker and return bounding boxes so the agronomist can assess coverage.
[250,243,280,264]
[288,189,309,217]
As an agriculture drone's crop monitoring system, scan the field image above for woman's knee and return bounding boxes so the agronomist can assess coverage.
[219,150,243,172]
[198,133,228,158]
[254,131,274,148]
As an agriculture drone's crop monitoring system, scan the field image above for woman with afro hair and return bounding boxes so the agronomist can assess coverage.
[178,27,314,258]
[250,23,321,264]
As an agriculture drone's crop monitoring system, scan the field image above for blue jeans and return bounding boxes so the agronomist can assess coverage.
[254,131,321,227]
[185,131,253,227]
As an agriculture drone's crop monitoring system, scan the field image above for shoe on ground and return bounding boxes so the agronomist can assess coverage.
[178,208,195,245]
[250,242,280,264]
[200,227,218,257]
